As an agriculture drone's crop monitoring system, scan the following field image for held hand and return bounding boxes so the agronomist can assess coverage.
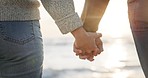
[74,42,95,61]
[71,27,101,54]
[73,32,103,61]
[95,37,104,52]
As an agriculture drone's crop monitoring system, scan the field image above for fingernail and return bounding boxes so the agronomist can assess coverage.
[89,59,94,62]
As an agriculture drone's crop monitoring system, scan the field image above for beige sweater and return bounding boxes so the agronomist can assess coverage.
[0,0,83,34]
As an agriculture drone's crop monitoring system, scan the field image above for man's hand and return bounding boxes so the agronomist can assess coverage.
[73,32,103,61]
[71,27,102,61]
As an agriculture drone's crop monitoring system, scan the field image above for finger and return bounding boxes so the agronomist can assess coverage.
[96,38,104,52]
[87,55,94,62]
[74,48,83,54]
[84,45,99,56]
[84,49,92,54]
[86,53,94,62]
[99,39,104,52]
[98,43,104,52]
[74,49,81,55]
[94,33,102,38]
[79,54,88,60]
[87,32,102,38]
[97,43,103,54]
[92,48,100,56]
[97,33,102,37]
[73,42,83,54]
[97,46,103,54]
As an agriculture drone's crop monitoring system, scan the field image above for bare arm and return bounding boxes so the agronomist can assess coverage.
[73,0,109,61]
[81,0,109,32]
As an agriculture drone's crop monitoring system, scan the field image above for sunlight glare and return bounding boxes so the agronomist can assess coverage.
[104,39,127,69]
[99,0,130,38]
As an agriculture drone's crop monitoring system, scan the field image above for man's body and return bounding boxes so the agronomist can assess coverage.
[0,0,102,78]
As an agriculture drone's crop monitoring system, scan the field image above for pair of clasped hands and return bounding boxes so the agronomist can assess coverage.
[71,27,103,62]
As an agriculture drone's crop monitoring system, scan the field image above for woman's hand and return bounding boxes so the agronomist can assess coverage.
[72,29,103,61]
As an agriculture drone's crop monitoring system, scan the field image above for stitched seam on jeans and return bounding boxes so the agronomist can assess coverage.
[0,22,35,45]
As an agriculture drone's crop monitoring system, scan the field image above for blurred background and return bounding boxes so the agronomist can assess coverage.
[39,0,145,78]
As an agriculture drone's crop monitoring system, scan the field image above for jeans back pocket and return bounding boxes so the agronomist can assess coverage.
[0,21,35,45]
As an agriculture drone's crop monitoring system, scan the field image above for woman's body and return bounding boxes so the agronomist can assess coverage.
[76,0,148,77]
[128,0,148,77]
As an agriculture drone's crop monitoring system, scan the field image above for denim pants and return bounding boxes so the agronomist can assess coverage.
[128,0,148,77]
[0,20,43,78]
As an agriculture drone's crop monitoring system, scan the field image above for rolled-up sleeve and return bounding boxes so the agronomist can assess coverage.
[40,0,83,34]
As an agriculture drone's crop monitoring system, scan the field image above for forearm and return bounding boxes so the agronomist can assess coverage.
[40,0,83,34]
[71,27,88,40]
[81,0,109,32]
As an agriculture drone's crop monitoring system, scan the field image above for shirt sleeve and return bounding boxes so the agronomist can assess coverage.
[40,0,83,34]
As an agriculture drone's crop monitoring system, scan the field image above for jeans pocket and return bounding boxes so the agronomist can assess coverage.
[0,21,35,45]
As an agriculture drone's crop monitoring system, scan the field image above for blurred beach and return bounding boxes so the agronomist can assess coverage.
[39,0,145,78]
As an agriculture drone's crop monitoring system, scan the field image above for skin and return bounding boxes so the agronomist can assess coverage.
[71,27,101,59]
[73,33,103,61]
[81,0,109,32]
[72,0,109,61]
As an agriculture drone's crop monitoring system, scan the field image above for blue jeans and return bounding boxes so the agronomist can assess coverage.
[0,21,43,78]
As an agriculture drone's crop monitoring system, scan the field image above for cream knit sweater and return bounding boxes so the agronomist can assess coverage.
[0,0,83,34]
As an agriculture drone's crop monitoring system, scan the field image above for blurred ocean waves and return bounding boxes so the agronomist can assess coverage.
[42,36,145,78]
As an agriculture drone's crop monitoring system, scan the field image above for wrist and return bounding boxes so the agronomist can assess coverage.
[71,27,88,40]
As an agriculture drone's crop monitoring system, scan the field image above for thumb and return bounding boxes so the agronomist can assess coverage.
[93,33,102,38]
[73,41,83,54]
[97,33,102,37]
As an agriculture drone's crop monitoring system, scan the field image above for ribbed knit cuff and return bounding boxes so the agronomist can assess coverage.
[55,13,83,34]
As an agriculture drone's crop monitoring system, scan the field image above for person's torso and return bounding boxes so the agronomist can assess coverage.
[0,0,40,21]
